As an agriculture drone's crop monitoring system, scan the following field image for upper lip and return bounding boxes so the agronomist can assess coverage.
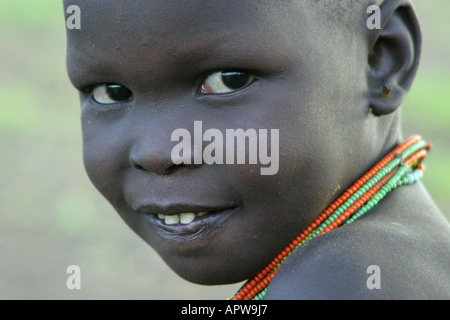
[136,203,236,216]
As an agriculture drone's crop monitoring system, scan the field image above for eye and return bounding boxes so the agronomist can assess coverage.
[200,71,254,95]
[91,84,134,104]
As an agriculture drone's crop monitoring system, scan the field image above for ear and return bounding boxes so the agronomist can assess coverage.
[367,1,422,116]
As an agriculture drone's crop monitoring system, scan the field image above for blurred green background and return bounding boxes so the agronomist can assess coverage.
[0,1,448,299]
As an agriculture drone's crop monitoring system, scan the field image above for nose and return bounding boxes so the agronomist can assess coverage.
[129,137,198,175]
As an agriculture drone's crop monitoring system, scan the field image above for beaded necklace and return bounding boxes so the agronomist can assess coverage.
[231,135,431,300]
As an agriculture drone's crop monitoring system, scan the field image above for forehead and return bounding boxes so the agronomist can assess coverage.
[64,0,348,89]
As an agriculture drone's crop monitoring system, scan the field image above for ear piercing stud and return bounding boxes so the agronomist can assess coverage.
[382,83,392,98]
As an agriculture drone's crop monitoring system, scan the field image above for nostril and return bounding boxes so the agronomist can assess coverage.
[130,157,179,174]
[130,158,148,171]
[130,152,199,174]
[134,163,147,171]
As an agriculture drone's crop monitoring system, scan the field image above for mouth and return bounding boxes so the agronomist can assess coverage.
[138,204,238,241]
[153,211,208,225]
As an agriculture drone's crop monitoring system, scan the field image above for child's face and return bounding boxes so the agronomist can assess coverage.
[66,0,374,284]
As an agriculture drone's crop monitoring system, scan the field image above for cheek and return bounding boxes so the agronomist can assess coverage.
[81,114,130,202]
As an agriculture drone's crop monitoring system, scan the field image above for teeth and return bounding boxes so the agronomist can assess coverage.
[180,212,196,224]
[156,212,208,225]
[164,215,179,225]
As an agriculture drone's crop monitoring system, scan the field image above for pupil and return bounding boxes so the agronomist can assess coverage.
[221,72,250,90]
[107,84,132,101]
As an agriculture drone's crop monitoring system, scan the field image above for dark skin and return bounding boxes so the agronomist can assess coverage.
[65,0,450,298]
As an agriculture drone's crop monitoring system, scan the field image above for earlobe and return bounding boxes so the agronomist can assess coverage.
[367,3,422,116]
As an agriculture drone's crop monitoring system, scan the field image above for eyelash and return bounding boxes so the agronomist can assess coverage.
[198,70,256,95]
[84,69,256,106]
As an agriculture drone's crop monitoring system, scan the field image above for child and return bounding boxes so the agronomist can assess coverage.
[64,0,450,299]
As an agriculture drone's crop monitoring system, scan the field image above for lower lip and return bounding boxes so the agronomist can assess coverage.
[142,207,237,242]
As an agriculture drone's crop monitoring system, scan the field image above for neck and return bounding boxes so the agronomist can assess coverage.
[232,135,432,300]
[364,180,448,229]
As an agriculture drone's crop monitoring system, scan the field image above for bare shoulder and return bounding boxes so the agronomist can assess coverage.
[265,195,450,300]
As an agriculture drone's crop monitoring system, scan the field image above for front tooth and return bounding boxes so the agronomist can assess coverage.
[180,212,196,224]
[164,214,180,225]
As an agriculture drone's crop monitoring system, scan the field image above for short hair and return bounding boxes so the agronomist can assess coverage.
[313,0,385,29]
